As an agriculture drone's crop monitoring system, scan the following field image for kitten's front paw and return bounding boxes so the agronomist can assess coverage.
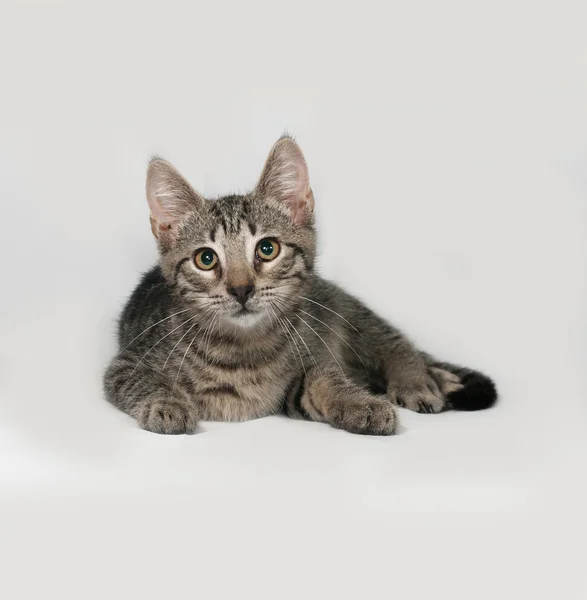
[138,397,199,434]
[388,376,446,414]
[327,396,398,436]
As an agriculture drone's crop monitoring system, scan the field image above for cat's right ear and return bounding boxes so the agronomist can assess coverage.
[146,158,203,243]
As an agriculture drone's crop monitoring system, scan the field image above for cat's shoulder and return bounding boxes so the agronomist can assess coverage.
[137,265,167,290]
[120,265,174,323]
[307,275,346,301]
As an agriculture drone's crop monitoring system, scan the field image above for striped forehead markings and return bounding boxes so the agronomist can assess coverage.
[209,196,254,236]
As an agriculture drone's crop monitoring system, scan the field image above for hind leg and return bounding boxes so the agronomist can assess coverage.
[425,359,498,411]
[351,319,496,414]
[385,356,497,414]
[386,369,449,414]
[314,287,497,414]
[376,339,451,414]
[331,301,464,414]
[430,366,464,396]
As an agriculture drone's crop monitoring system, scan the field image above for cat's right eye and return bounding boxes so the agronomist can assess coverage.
[194,248,218,271]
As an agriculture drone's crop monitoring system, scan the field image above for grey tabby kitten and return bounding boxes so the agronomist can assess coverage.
[104,136,497,435]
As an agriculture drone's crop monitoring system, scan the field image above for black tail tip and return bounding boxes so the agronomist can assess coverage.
[447,372,498,411]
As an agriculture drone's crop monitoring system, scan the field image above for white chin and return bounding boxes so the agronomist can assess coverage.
[226,309,266,328]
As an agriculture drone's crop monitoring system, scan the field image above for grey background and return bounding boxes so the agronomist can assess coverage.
[1,1,586,598]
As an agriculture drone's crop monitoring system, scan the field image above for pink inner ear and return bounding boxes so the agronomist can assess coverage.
[290,188,315,225]
[147,191,172,225]
[259,137,314,224]
[146,159,202,229]
[149,215,173,242]
[281,158,313,225]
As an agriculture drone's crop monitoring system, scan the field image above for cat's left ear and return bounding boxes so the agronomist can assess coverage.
[146,158,203,243]
[256,136,314,226]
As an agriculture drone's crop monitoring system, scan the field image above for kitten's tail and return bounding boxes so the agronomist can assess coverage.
[426,357,498,411]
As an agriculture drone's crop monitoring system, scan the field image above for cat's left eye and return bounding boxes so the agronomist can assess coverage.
[256,238,280,261]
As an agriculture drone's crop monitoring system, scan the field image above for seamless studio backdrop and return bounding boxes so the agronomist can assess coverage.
[0,2,586,599]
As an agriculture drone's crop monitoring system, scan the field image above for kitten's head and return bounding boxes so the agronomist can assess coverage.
[146,136,316,331]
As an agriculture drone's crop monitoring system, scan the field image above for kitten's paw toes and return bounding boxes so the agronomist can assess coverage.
[389,382,446,414]
[430,367,464,395]
[138,398,198,435]
[328,397,398,436]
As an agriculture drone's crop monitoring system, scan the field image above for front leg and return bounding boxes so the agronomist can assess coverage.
[104,354,199,434]
[285,369,398,435]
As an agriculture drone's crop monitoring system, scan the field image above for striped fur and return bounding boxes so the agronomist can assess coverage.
[104,136,497,435]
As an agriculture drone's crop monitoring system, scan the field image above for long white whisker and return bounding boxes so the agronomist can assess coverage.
[162,319,200,370]
[205,313,220,357]
[172,309,217,393]
[270,306,306,378]
[298,296,363,336]
[119,308,191,353]
[266,304,277,329]
[296,314,347,379]
[172,330,200,394]
[274,302,322,376]
[128,313,199,377]
[297,308,369,377]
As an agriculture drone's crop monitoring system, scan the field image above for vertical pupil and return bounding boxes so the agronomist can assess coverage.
[261,241,273,255]
[202,251,213,264]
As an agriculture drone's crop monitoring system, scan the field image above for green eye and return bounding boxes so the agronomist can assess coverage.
[194,248,218,270]
[256,238,280,261]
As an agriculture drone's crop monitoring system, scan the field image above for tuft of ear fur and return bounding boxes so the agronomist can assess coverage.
[256,135,314,226]
[146,158,202,242]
